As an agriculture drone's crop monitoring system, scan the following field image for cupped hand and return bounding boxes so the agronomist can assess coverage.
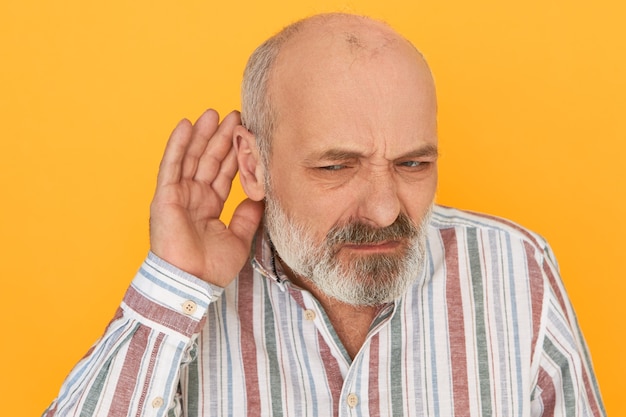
[149,109,264,287]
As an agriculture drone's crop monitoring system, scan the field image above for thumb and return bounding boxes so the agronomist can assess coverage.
[228,198,265,249]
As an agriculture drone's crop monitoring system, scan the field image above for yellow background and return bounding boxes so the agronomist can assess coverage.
[1,0,623,415]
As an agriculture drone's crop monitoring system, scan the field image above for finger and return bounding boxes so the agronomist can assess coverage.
[211,146,238,202]
[194,110,241,183]
[156,118,193,186]
[229,198,264,249]
[181,109,220,179]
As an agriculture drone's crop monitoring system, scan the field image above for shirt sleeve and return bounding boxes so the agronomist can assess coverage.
[42,252,224,417]
[530,245,606,417]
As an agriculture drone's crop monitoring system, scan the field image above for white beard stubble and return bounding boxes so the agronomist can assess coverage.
[264,191,432,306]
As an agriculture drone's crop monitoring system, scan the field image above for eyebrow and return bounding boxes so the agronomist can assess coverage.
[306,143,439,162]
[395,144,439,160]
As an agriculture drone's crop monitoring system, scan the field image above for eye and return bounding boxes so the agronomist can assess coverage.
[319,164,347,171]
[398,161,424,168]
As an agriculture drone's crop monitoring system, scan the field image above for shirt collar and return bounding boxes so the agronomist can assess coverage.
[249,221,286,288]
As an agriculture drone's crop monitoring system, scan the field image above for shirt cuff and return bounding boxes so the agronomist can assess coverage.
[120,252,225,340]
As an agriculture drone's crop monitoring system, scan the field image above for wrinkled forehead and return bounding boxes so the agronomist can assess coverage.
[261,15,437,161]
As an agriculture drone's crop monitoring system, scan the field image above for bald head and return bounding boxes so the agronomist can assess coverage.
[275,13,423,65]
[240,13,436,166]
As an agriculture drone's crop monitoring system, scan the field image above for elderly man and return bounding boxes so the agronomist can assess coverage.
[45,13,604,417]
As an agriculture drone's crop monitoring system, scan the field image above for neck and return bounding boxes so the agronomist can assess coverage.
[280,259,383,359]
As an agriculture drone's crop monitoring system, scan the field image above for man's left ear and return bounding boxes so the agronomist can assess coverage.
[233,125,266,201]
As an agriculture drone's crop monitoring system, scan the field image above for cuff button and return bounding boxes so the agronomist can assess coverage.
[182,300,197,315]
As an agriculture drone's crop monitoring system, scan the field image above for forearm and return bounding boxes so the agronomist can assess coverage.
[43,253,223,417]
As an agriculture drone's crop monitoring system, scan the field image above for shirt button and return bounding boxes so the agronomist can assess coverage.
[151,397,164,408]
[182,300,197,315]
[304,309,316,321]
[347,393,358,408]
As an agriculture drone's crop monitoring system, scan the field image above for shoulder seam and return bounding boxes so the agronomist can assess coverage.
[431,205,547,251]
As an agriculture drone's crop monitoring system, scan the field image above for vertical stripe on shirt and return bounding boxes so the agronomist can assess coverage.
[441,227,471,416]
[467,228,493,416]
[238,263,261,414]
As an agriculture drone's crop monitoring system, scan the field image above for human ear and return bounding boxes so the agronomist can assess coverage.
[233,125,266,201]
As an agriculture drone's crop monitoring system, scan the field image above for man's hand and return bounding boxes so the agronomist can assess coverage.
[149,110,264,287]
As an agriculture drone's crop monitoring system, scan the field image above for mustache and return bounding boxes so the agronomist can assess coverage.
[325,213,419,246]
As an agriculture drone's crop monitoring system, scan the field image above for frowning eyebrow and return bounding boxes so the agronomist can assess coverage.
[394,144,439,160]
[305,144,439,162]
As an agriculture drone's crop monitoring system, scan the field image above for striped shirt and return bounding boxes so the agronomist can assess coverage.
[44,205,605,416]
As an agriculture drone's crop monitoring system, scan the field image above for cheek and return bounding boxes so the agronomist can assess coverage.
[268,176,340,239]
[299,200,348,242]
[296,191,359,244]
[399,178,437,219]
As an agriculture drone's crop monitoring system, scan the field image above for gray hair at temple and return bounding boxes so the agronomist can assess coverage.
[239,19,303,168]
[240,13,399,168]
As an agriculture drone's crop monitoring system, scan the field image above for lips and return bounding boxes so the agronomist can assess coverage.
[340,240,402,253]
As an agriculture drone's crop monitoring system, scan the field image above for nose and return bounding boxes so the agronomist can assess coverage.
[356,172,401,228]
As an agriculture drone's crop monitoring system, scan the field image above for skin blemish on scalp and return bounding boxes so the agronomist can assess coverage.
[345,32,364,49]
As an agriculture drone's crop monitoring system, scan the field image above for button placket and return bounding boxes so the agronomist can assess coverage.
[347,393,359,408]
[304,309,316,321]
[151,396,164,408]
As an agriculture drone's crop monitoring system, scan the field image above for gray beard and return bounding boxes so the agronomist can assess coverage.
[264,193,431,306]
